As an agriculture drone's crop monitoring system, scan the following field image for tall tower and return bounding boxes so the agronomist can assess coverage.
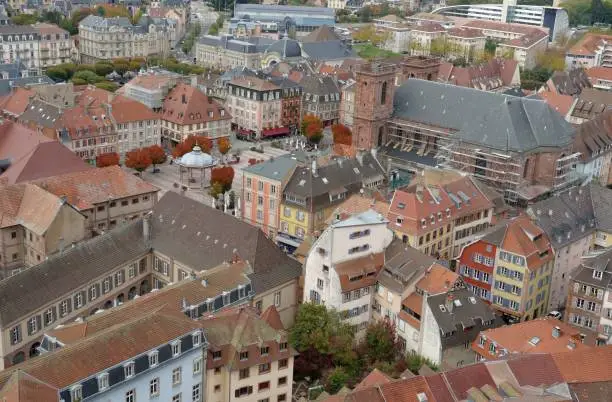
[353,61,397,150]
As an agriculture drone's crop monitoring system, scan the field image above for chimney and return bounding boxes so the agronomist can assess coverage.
[567,339,576,349]
[416,185,424,202]
[548,209,553,216]
[445,292,454,313]
[201,279,208,287]
[552,326,561,338]
[143,212,152,241]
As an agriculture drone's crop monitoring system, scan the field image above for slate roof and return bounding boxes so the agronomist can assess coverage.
[0,219,149,327]
[301,40,356,61]
[300,74,340,98]
[393,79,576,153]
[547,69,591,96]
[265,38,302,58]
[426,288,499,343]
[378,238,436,294]
[283,153,385,209]
[18,99,62,128]
[242,154,298,181]
[0,76,54,97]
[151,191,301,294]
[571,247,612,289]
[302,25,341,43]
[526,184,611,249]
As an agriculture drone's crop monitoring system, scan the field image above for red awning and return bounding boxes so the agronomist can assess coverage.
[262,127,290,138]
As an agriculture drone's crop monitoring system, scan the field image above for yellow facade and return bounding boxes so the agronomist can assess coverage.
[492,250,552,321]
[279,202,309,240]
[392,224,453,258]
[593,230,612,249]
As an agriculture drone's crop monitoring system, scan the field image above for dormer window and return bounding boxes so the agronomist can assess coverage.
[172,340,181,357]
[421,218,426,227]
[212,350,222,360]
[437,212,442,221]
[149,351,159,367]
[98,373,109,391]
[430,215,435,224]
[240,350,249,360]
[124,361,135,378]
[193,332,201,347]
[396,217,403,225]
[594,270,603,280]
[71,385,83,402]
[446,208,451,217]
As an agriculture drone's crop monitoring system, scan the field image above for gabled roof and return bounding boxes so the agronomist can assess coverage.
[354,368,392,390]
[34,165,158,210]
[302,25,341,43]
[110,94,158,123]
[0,370,58,401]
[536,91,574,117]
[393,79,575,153]
[0,87,34,117]
[242,154,298,181]
[2,141,93,185]
[151,191,302,294]
[162,83,230,126]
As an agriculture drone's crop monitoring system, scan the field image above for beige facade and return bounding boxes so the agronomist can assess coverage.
[78,15,173,63]
[226,77,282,137]
[253,281,298,328]
[196,40,261,70]
[33,23,72,67]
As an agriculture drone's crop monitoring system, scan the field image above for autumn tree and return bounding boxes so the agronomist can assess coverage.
[146,145,167,172]
[210,166,235,197]
[331,124,352,146]
[301,114,324,145]
[96,152,120,167]
[357,320,401,365]
[125,148,152,172]
[217,137,231,161]
[353,24,389,46]
[172,135,213,158]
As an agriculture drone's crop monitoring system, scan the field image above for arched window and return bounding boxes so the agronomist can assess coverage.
[29,342,40,358]
[381,81,387,105]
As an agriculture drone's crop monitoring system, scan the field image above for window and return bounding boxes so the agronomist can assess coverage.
[10,325,21,345]
[75,292,83,308]
[240,367,250,379]
[259,362,271,374]
[150,378,160,396]
[274,291,281,306]
[278,395,287,402]
[149,351,159,367]
[98,373,109,390]
[214,384,221,392]
[193,357,202,374]
[235,386,253,398]
[125,389,135,402]
[128,264,136,278]
[172,394,182,402]
[260,346,270,356]
[279,342,288,351]
[317,278,324,289]
[71,386,82,401]
[192,383,201,402]
[278,358,288,369]
[103,277,111,293]
[240,350,249,360]
[89,285,97,301]
[27,316,38,334]
[278,376,287,386]
[193,332,200,347]
[124,362,135,378]
[259,381,270,391]
[172,367,182,385]
[11,231,16,239]
[172,341,181,356]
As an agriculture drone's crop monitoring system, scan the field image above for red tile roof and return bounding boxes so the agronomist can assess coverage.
[34,165,158,210]
[230,76,280,91]
[499,216,554,269]
[552,345,612,383]
[2,141,93,184]
[464,20,546,36]
[538,91,574,117]
[447,27,485,38]
[586,66,612,82]
[260,305,284,331]
[111,94,158,123]
[505,353,564,387]
[568,33,612,56]
[442,363,496,400]
[162,83,231,126]
[0,88,35,117]
[355,368,393,390]
[0,370,59,402]
[415,264,459,295]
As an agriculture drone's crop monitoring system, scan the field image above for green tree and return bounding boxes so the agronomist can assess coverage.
[73,70,103,84]
[289,303,353,354]
[359,6,372,22]
[359,320,400,365]
[94,62,114,77]
[47,67,68,82]
[11,14,38,25]
[95,81,119,92]
[39,10,63,25]
[208,23,219,35]
[112,61,130,75]
[96,6,106,17]
[325,367,350,395]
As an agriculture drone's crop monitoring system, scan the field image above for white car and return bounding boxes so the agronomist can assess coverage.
[547,311,562,320]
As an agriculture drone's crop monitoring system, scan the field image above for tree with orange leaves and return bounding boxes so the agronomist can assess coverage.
[146,145,166,173]
[96,152,120,167]
[301,114,323,145]
[331,124,352,146]
[210,166,235,197]
[172,135,213,158]
[217,137,231,161]
[125,148,152,172]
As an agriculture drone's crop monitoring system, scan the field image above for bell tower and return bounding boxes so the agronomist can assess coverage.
[353,61,397,150]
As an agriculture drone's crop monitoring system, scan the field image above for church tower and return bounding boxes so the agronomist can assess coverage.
[353,62,397,150]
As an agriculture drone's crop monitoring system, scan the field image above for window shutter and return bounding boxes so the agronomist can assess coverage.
[66,298,72,314]
[80,290,86,307]
[95,283,101,298]
[36,315,42,332]
[51,306,57,322]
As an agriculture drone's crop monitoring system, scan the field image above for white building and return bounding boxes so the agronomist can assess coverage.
[0,26,41,69]
[303,210,393,335]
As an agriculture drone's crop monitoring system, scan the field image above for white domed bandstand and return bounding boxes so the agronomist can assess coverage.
[176,145,217,189]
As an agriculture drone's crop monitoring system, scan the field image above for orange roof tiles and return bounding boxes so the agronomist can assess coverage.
[569,33,612,56]
[402,292,423,316]
[335,252,384,292]
[415,264,459,295]
[473,318,592,360]
[162,83,230,126]
[379,376,435,402]
[0,370,59,402]
[586,66,612,82]
[464,20,546,36]
[124,74,176,90]
[499,216,553,269]
[327,193,390,225]
[0,88,34,117]
[111,94,158,123]
[0,121,52,162]
[34,165,158,210]
[552,345,612,383]
[230,76,280,91]
[538,91,574,117]
[260,305,284,331]
[355,368,393,390]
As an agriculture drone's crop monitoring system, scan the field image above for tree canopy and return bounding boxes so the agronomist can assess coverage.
[96,152,120,167]
[125,149,152,172]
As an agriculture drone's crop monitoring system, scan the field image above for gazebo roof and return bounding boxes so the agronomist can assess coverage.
[178,145,216,168]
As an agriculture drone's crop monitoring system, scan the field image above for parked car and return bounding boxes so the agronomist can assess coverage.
[547,311,562,320]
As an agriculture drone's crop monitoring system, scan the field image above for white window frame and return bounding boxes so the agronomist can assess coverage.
[172,340,181,357]
[124,361,135,378]
[150,377,160,397]
[193,357,202,375]
[98,373,109,391]
[71,385,83,401]
[172,367,182,385]
[149,351,159,367]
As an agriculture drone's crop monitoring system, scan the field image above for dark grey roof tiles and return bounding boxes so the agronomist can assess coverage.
[571,248,612,289]
[378,238,436,294]
[151,192,301,293]
[0,220,149,327]
[19,100,62,128]
[301,40,356,61]
[393,79,576,153]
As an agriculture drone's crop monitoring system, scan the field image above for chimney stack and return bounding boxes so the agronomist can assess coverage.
[552,326,561,338]
[143,212,152,241]
[445,292,455,313]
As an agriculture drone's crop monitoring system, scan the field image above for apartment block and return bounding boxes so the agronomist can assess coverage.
[196,35,263,70]
[33,23,71,68]
[161,83,231,147]
[112,95,161,158]
[459,217,554,322]
[0,26,40,69]
[0,183,86,278]
[202,307,295,402]
[303,210,393,335]
[0,191,301,368]
[567,248,612,345]
[241,155,298,238]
